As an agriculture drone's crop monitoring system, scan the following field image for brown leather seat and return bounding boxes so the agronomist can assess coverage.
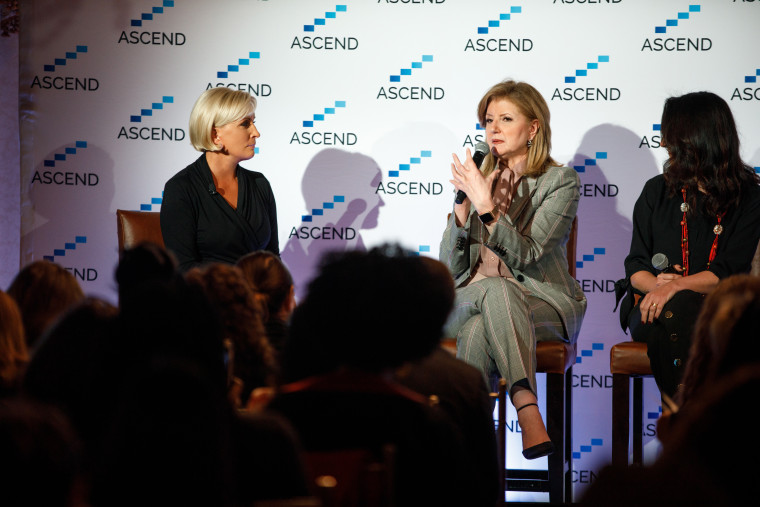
[116,209,164,252]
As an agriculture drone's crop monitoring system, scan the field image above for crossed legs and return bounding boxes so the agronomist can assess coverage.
[446,277,565,457]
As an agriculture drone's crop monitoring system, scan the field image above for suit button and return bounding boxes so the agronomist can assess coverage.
[516,275,525,282]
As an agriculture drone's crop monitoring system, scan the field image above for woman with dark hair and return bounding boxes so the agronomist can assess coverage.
[621,91,760,400]
[185,263,278,408]
[0,290,27,396]
[236,250,296,355]
[6,260,84,351]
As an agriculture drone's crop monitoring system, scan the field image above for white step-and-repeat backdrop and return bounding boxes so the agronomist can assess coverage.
[18,0,760,500]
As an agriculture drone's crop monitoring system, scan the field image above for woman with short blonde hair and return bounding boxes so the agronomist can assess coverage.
[161,87,278,272]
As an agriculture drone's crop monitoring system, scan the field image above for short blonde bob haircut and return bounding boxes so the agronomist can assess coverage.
[189,87,257,152]
[476,80,559,178]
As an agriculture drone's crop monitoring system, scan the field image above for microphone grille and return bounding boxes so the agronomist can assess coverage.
[651,253,669,270]
[473,141,489,156]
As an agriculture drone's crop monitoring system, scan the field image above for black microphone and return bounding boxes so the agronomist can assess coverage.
[208,183,217,196]
[454,141,490,205]
[651,253,678,274]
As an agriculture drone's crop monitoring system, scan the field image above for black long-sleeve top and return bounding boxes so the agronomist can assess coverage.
[625,174,760,282]
[160,154,279,272]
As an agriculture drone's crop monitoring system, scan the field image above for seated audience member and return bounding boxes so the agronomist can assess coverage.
[236,250,296,355]
[0,290,27,397]
[6,260,84,351]
[114,241,182,305]
[269,244,476,506]
[185,263,278,408]
[580,366,760,507]
[395,342,500,506]
[0,398,86,507]
[22,297,119,456]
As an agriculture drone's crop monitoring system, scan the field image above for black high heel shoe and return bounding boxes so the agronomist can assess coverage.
[516,403,555,460]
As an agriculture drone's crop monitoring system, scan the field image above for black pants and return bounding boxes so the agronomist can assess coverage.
[628,290,705,398]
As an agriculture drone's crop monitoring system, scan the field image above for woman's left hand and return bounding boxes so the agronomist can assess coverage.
[639,280,682,324]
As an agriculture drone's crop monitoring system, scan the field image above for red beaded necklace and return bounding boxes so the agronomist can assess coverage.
[680,186,724,277]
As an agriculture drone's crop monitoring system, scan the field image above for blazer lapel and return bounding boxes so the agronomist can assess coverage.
[505,176,538,228]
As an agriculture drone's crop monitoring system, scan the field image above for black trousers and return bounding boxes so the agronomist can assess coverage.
[628,290,706,398]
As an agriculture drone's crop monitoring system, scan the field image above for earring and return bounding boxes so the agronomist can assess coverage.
[527,139,533,148]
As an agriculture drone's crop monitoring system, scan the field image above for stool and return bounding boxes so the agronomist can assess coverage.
[610,341,653,467]
[441,339,575,504]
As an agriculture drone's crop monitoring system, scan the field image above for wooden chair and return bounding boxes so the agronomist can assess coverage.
[116,209,164,251]
[303,447,395,507]
[610,341,653,467]
[442,217,577,504]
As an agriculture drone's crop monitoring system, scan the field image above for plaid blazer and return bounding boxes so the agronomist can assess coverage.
[439,165,587,342]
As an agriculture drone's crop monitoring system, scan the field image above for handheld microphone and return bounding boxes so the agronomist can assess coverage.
[454,141,490,205]
[651,253,678,274]
[208,183,217,196]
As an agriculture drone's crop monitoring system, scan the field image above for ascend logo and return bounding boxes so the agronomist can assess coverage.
[290,100,357,146]
[289,195,357,240]
[30,46,99,92]
[42,236,97,281]
[552,56,620,101]
[207,52,272,98]
[118,0,185,46]
[118,96,185,142]
[731,67,760,100]
[375,149,442,196]
[464,6,533,53]
[639,123,662,149]
[291,5,357,50]
[377,55,444,100]
[574,152,619,198]
[31,142,100,187]
[462,123,486,148]
[641,5,711,52]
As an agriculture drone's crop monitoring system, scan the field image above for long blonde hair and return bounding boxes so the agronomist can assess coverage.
[476,80,559,178]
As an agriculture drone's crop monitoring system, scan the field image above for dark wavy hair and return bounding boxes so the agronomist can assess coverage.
[661,91,758,216]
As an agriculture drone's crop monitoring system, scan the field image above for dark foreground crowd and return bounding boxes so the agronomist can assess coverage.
[1,242,759,506]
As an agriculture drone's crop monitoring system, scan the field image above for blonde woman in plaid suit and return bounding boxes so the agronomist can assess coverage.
[440,80,586,460]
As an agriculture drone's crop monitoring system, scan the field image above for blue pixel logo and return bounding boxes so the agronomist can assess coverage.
[464,6,533,53]
[639,123,662,149]
[30,46,99,91]
[290,100,356,146]
[288,195,358,241]
[731,67,760,101]
[117,96,185,142]
[30,142,100,187]
[375,149,442,197]
[462,123,486,148]
[377,55,444,101]
[574,151,618,198]
[641,5,711,52]
[552,55,619,101]
[207,51,271,97]
[291,5,357,50]
[118,0,185,46]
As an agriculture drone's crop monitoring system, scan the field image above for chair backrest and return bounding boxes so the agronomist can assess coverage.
[116,209,164,252]
[567,216,577,279]
[304,446,395,507]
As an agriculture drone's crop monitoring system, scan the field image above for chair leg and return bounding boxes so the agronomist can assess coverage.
[497,378,507,506]
[545,371,565,504]
[632,376,644,467]
[564,366,573,504]
[612,373,630,467]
